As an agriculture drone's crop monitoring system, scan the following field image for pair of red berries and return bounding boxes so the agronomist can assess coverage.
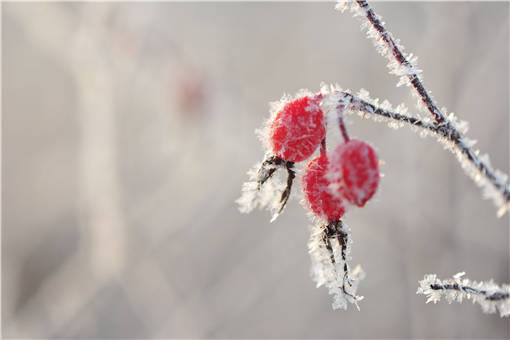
[302,140,379,220]
[268,95,379,221]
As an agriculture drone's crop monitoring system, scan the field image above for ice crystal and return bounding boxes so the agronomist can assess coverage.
[417,272,510,317]
[237,156,288,222]
[308,220,365,310]
[449,139,510,217]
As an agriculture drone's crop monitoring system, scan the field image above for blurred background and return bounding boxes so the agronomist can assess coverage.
[2,2,509,338]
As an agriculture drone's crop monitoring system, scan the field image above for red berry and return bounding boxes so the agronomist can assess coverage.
[302,155,345,221]
[329,139,379,207]
[269,96,326,163]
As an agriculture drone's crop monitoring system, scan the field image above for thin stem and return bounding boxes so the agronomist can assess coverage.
[338,111,350,142]
[341,92,439,133]
[430,283,510,301]
[321,100,328,155]
[320,138,327,156]
[336,100,351,142]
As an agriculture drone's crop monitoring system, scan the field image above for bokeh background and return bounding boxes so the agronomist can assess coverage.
[2,1,509,338]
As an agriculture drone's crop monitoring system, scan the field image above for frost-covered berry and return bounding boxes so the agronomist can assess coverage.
[329,139,379,207]
[303,155,346,221]
[269,96,326,162]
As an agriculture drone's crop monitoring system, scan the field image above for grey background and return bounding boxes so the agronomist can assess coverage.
[2,1,509,338]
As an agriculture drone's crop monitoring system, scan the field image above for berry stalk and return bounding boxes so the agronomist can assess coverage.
[320,138,327,156]
[338,110,350,143]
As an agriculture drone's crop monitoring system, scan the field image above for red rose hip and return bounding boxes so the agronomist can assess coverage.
[269,96,326,163]
[329,139,379,207]
[302,154,346,221]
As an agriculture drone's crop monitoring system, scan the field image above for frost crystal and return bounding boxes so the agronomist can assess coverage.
[308,220,365,310]
[237,156,288,222]
[449,139,510,217]
[334,0,349,13]
[417,273,510,317]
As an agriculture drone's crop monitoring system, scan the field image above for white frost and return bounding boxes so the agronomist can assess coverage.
[308,221,365,310]
[417,272,510,317]
[236,156,288,222]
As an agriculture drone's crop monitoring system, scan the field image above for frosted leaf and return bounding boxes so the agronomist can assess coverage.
[417,273,510,317]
